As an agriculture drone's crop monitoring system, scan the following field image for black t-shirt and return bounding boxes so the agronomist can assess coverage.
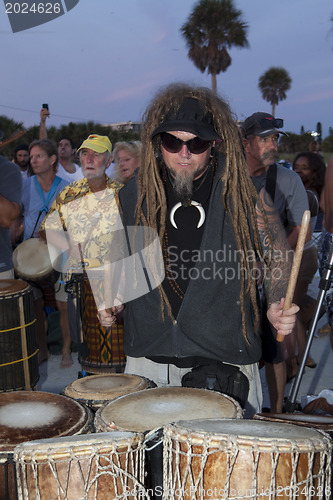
[162,167,214,317]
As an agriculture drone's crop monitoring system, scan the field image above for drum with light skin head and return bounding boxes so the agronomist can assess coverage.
[14,432,147,500]
[94,387,243,499]
[253,412,333,434]
[0,391,93,500]
[94,387,243,434]
[163,419,332,500]
[12,238,58,285]
[253,412,333,495]
[12,238,60,307]
[63,373,156,412]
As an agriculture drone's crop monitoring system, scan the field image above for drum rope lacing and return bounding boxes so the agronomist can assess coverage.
[0,348,39,368]
[162,427,332,499]
[14,438,150,499]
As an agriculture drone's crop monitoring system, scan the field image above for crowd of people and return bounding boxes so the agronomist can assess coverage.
[1,84,332,417]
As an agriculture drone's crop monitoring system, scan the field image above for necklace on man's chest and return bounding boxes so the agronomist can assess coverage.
[165,165,214,230]
[170,200,205,229]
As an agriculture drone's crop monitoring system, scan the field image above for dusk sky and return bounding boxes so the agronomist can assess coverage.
[1,0,333,138]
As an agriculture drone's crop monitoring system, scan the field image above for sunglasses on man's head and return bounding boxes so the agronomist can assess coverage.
[259,118,284,129]
[160,132,212,155]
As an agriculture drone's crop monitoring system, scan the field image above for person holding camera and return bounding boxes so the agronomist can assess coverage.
[39,106,83,183]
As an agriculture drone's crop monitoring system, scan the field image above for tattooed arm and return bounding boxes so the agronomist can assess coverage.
[256,187,299,336]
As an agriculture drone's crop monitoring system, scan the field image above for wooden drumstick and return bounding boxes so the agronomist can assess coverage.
[276,209,310,342]
[0,129,27,150]
[19,296,31,389]
[104,260,113,316]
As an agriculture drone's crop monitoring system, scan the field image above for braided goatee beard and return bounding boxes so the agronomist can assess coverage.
[172,171,194,204]
[168,162,208,204]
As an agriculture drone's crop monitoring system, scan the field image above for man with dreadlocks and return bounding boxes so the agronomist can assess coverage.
[98,83,298,417]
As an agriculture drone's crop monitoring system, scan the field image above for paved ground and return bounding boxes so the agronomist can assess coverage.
[37,271,333,413]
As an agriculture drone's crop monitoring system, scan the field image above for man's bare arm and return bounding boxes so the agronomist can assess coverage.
[256,187,292,305]
[39,108,50,140]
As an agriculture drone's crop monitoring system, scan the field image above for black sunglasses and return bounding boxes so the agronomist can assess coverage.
[160,132,212,155]
[259,118,284,129]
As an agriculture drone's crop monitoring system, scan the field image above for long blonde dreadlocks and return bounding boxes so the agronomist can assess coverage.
[136,82,271,340]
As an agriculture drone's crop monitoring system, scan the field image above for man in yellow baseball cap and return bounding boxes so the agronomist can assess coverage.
[77,134,112,155]
[74,134,114,190]
[39,133,123,369]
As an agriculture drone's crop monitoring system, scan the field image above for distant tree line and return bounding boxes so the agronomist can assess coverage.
[1,114,332,162]
[279,129,333,155]
[0,115,140,160]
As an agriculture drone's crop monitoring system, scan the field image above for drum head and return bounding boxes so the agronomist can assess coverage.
[13,239,53,280]
[14,431,142,460]
[166,418,330,450]
[64,374,150,405]
[95,387,242,433]
[0,391,90,452]
[0,279,29,296]
[253,412,333,432]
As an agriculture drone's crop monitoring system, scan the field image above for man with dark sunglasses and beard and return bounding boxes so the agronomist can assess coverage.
[242,112,309,414]
[98,83,298,418]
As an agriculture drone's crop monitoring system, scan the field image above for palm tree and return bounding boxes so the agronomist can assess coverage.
[180,0,249,93]
[258,67,292,116]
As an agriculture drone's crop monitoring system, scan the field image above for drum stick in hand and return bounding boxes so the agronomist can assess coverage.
[277,209,310,342]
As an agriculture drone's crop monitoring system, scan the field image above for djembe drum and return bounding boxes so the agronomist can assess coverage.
[0,280,38,392]
[13,238,60,308]
[253,411,333,435]
[63,373,156,412]
[253,412,333,494]
[163,419,332,499]
[0,391,93,500]
[14,432,146,500]
[94,387,242,433]
[95,387,243,499]
[67,272,126,374]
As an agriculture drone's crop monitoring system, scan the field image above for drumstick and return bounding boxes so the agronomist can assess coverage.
[276,209,310,342]
[19,296,31,389]
[104,260,113,316]
[0,129,27,150]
